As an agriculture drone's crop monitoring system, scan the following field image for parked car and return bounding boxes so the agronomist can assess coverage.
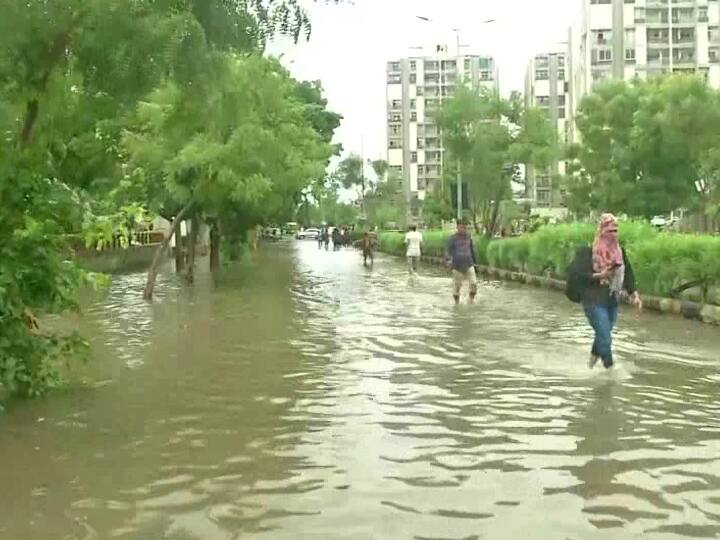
[651,215,667,228]
[296,228,320,240]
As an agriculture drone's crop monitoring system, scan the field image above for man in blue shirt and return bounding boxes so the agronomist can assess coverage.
[446,221,478,305]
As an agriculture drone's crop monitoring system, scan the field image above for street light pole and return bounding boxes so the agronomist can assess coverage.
[453,27,463,222]
[415,15,496,224]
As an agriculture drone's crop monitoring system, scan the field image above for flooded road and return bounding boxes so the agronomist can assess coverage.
[2,241,720,539]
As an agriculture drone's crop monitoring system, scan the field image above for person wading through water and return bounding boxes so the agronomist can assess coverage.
[567,213,643,369]
[446,221,479,305]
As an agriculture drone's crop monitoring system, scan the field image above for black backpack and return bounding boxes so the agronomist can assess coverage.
[564,247,587,304]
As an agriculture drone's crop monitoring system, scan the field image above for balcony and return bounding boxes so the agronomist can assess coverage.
[672,32,695,45]
[673,52,696,65]
[647,54,671,65]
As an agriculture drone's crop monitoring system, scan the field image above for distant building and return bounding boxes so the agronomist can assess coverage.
[386,46,499,217]
[524,51,570,211]
[568,0,720,143]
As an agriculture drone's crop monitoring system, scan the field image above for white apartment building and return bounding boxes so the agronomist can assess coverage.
[524,52,570,210]
[386,46,499,216]
[568,0,720,142]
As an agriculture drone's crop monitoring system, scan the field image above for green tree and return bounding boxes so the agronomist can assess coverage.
[439,87,556,237]
[364,160,406,229]
[567,75,720,218]
[0,0,332,397]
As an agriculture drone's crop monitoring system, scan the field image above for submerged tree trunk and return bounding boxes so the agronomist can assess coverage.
[143,203,192,301]
[174,226,185,274]
[209,221,221,272]
[185,214,200,283]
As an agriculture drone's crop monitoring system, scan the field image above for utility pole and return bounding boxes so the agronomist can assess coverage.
[454,28,463,222]
[360,135,366,219]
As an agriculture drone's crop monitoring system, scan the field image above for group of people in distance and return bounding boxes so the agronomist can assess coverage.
[317,227,352,251]
[371,214,643,371]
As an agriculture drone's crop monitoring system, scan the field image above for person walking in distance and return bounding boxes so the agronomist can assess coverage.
[405,225,423,274]
[360,232,376,267]
[446,221,479,305]
[567,213,642,369]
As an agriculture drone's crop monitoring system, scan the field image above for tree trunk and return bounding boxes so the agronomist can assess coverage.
[185,214,200,283]
[19,21,81,148]
[20,99,40,148]
[485,200,501,239]
[174,225,185,274]
[210,221,221,271]
[143,202,193,301]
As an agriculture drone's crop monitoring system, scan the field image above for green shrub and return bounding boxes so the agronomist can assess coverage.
[629,233,720,300]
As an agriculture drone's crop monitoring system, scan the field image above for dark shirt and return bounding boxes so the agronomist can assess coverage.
[446,233,478,272]
[569,246,636,306]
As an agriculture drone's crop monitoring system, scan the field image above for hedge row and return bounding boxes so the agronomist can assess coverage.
[378,224,720,305]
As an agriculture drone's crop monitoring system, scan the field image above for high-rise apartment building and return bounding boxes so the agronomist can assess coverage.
[568,0,720,142]
[524,52,570,209]
[386,46,499,216]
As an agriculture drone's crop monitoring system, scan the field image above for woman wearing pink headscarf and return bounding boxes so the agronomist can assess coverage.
[567,214,642,369]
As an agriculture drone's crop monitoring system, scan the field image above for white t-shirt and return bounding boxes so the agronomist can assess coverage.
[405,231,423,257]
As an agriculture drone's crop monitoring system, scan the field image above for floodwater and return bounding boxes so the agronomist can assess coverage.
[2,241,720,540]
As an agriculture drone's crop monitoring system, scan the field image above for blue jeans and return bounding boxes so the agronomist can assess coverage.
[583,303,618,368]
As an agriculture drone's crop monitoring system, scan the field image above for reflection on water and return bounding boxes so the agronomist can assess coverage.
[1,241,719,539]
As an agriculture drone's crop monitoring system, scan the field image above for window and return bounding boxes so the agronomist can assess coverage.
[411,152,418,163]
[625,28,636,46]
[409,60,416,70]
[464,58,471,70]
[557,56,565,67]
[410,99,416,109]
[536,96,550,106]
[410,112,417,122]
[391,114,401,122]
[480,71,492,81]
[389,139,403,149]
[536,189,551,207]
[597,49,613,62]
[558,95,566,106]
[417,138,424,149]
[389,62,400,71]
[535,69,549,80]
[626,48,636,62]
[590,0,611,3]
[416,86,424,96]
[390,165,403,173]
[710,49,719,62]
[709,26,720,42]
[391,99,402,109]
[592,69,609,82]
[559,108,566,119]
[479,57,490,69]
[699,7,709,22]
[390,125,400,135]
[557,69,565,80]
[409,74,417,84]
[594,29,612,45]
[635,7,645,23]
[387,74,401,84]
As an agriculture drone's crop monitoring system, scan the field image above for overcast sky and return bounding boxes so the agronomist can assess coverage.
[270,0,578,166]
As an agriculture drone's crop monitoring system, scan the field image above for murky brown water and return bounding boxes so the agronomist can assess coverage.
[2,241,720,539]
